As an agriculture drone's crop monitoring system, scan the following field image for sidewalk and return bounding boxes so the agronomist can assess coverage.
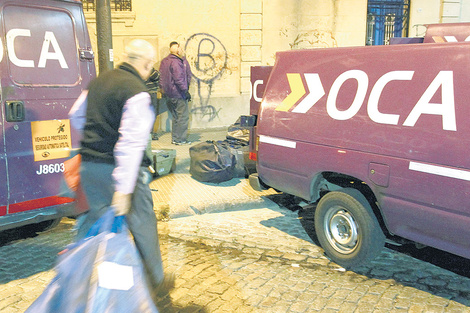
[149,129,279,219]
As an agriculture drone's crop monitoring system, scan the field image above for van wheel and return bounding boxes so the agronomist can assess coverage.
[314,188,385,268]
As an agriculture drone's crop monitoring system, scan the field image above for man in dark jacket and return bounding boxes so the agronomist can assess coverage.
[69,39,172,297]
[159,41,192,145]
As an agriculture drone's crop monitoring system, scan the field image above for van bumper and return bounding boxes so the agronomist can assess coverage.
[249,173,268,191]
[0,201,79,232]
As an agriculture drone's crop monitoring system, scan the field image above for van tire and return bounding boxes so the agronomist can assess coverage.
[314,188,385,268]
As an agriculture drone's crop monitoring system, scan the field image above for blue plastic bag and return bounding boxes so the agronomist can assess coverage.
[26,208,158,313]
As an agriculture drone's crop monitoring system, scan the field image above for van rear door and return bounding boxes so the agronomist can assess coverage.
[1,2,84,216]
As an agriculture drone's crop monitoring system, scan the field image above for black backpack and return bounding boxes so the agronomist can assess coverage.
[189,141,235,183]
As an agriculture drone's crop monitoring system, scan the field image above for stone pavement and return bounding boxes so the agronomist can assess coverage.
[1,205,470,312]
[149,129,278,219]
[161,206,470,312]
[0,130,470,312]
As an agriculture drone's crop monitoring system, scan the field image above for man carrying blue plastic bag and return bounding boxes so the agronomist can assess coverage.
[69,39,173,299]
[26,207,159,312]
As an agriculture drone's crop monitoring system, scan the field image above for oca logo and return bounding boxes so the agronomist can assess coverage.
[276,70,456,131]
[0,29,68,69]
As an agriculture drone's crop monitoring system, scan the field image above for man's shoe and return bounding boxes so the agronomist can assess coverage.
[172,140,191,145]
[151,273,176,299]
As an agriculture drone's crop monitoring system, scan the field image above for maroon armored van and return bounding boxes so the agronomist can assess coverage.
[0,0,95,231]
[249,24,470,268]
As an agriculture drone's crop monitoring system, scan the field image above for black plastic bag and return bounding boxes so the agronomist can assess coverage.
[189,141,235,183]
[217,140,247,178]
[226,117,250,144]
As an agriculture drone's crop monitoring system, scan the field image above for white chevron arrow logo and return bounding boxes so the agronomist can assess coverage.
[292,73,325,113]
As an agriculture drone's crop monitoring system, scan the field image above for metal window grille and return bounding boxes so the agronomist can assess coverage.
[366,0,410,45]
[81,0,132,12]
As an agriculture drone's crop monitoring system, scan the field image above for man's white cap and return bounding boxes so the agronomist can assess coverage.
[124,39,156,61]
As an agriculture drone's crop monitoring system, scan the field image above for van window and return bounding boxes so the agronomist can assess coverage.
[3,5,80,86]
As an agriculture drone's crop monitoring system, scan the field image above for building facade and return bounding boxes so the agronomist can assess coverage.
[82,0,470,130]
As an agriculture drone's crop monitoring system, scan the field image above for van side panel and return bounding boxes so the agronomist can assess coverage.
[257,43,470,259]
[250,66,273,115]
[424,22,470,43]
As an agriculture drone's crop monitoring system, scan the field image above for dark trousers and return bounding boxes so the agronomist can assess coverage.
[77,161,164,286]
[167,97,189,143]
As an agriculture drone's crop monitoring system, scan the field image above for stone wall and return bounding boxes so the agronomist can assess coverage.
[83,0,462,131]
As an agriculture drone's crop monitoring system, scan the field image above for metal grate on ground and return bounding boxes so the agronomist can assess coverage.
[149,130,278,219]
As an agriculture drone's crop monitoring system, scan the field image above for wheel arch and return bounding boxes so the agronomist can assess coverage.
[310,171,390,237]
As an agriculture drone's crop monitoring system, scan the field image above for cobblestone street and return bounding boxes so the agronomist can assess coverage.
[1,203,469,312]
[2,0,470,311]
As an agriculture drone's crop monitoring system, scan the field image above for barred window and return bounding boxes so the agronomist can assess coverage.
[81,0,132,12]
[366,0,410,45]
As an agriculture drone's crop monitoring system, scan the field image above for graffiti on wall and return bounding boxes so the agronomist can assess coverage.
[185,33,228,121]
[280,24,337,50]
[288,30,337,49]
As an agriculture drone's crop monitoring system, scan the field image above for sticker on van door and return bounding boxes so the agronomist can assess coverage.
[31,119,72,161]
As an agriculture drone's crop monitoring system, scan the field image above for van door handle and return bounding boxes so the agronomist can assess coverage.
[5,101,25,122]
[79,48,95,61]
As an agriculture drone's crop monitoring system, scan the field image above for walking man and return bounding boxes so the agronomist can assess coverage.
[159,41,192,145]
[69,39,171,296]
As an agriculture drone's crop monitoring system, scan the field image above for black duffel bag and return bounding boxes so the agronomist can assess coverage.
[189,141,236,183]
[217,140,247,178]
